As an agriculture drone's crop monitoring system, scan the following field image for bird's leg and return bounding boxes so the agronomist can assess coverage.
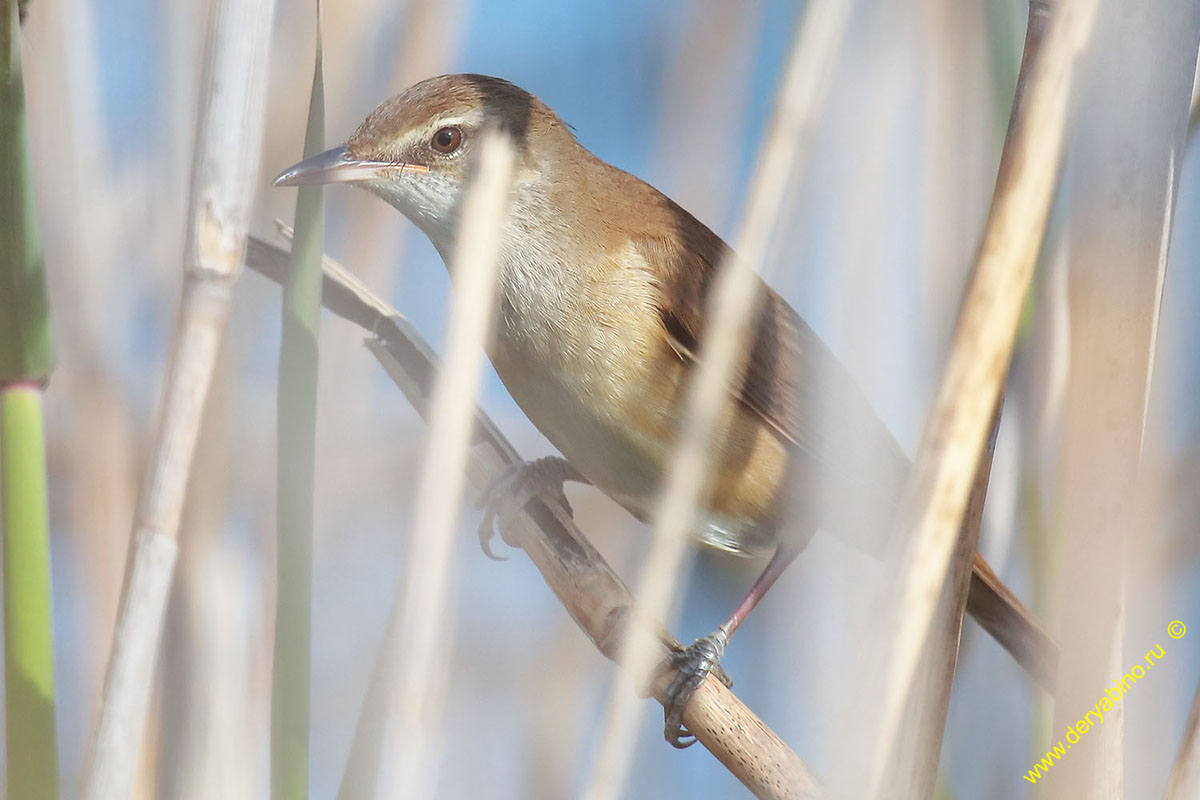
[662,541,802,748]
[476,456,588,559]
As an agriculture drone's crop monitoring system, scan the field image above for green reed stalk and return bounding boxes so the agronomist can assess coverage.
[0,0,60,797]
[271,5,324,799]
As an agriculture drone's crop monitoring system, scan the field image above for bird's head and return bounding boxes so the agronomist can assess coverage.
[274,73,571,249]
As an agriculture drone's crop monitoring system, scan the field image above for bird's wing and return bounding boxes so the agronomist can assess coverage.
[634,204,910,546]
[633,200,1057,687]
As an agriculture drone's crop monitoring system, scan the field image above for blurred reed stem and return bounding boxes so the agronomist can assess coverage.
[583,0,852,795]
[271,5,324,799]
[984,0,1025,145]
[1019,196,1070,800]
[886,400,1002,796]
[81,0,277,796]
[369,132,514,800]
[826,0,1100,796]
[0,0,60,796]
[1047,3,1200,794]
[316,0,467,468]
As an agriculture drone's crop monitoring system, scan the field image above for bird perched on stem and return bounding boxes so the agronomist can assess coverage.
[276,73,1054,747]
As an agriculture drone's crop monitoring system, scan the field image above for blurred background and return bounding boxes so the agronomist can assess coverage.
[8,0,1200,797]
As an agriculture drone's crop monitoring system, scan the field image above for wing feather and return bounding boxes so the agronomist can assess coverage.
[634,201,910,548]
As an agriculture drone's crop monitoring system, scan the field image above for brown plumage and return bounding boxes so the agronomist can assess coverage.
[275,74,1056,742]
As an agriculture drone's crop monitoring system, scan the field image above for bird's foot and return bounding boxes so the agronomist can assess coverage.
[662,627,732,748]
[476,456,585,559]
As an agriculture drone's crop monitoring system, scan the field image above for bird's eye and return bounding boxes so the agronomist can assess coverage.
[430,126,463,154]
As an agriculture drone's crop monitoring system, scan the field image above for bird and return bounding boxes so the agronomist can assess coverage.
[274,73,1055,747]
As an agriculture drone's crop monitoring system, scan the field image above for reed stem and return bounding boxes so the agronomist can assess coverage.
[271,6,324,798]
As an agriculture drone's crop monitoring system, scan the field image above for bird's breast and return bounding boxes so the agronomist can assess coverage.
[485,240,787,555]
[488,242,675,501]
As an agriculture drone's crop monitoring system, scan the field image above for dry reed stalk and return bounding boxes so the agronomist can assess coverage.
[824,1,1100,796]
[163,363,255,800]
[314,0,466,565]
[581,2,854,797]
[369,133,515,800]
[1019,225,1071,761]
[162,0,210,261]
[882,400,1000,796]
[916,0,995,389]
[54,4,193,789]
[310,14,478,771]
[171,345,267,783]
[649,0,757,224]
[80,0,277,796]
[883,3,1013,792]
[27,0,112,355]
[513,5,755,789]
[243,236,819,799]
[21,2,141,744]
[1045,4,1199,796]
[176,544,256,799]
[512,12,757,787]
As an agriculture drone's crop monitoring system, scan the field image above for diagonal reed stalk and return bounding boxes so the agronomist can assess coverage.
[0,1,59,797]
[243,234,819,799]
[271,4,324,799]
[825,0,1101,796]
[80,0,277,796]
[581,1,853,797]
[369,132,515,800]
[882,400,1002,796]
[890,1,1039,790]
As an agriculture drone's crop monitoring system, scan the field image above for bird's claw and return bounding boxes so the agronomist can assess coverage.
[476,456,582,559]
[662,627,731,748]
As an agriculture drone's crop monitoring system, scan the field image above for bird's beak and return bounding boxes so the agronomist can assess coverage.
[273,144,428,187]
